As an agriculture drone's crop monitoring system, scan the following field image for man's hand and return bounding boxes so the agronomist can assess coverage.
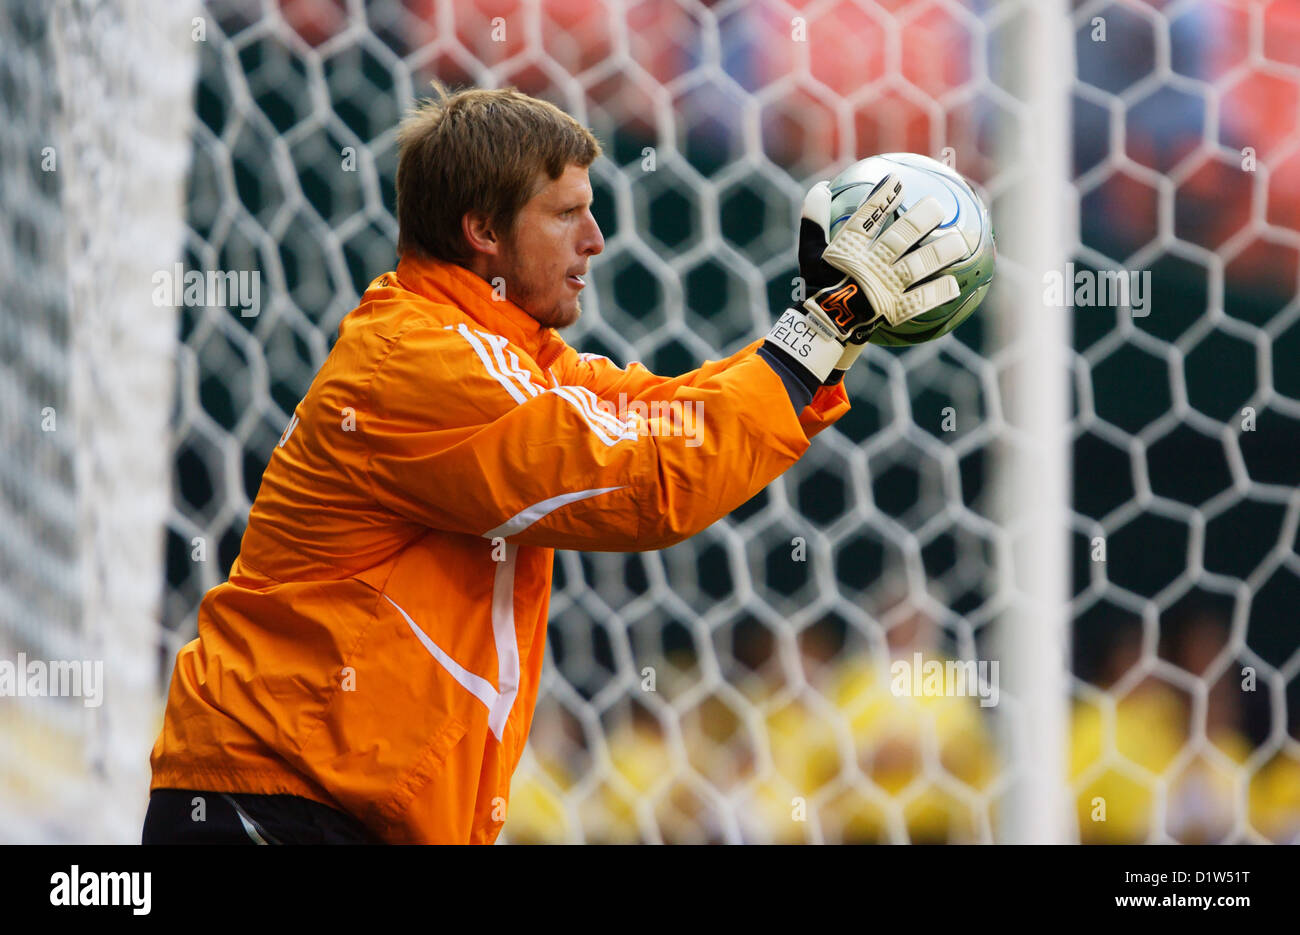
[817,172,967,341]
[763,174,967,389]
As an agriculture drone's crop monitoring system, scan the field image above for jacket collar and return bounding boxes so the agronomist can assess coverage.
[395,253,562,365]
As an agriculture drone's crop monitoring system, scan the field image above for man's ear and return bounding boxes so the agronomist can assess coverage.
[462,211,501,257]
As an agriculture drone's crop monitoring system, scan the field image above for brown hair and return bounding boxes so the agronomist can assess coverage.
[395,82,602,262]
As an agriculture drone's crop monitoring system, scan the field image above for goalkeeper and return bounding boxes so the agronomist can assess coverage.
[144,83,964,844]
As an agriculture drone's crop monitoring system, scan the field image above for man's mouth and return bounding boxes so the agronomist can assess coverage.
[566,272,585,289]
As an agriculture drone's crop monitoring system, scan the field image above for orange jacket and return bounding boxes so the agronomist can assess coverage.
[150,255,850,843]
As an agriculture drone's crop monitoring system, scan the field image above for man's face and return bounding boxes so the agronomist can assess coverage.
[491,164,604,329]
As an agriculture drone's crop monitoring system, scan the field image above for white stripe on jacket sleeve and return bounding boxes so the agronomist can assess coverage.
[483,485,627,539]
[454,324,643,445]
[455,324,529,404]
[477,330,541,399]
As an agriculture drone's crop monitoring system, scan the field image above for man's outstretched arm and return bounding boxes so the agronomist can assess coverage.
[357,324,848,553]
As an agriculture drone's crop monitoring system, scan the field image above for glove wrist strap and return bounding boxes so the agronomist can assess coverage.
[763,307,845,384]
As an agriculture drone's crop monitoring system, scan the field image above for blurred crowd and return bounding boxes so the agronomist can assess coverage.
[504,600,1300,844]
[273,0,1300,252]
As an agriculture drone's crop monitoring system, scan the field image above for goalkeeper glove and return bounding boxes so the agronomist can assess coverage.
[762,173,967,389]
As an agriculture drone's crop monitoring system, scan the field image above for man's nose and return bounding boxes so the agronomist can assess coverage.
[579,210,604,256]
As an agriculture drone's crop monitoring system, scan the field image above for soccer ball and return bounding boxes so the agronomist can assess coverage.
[827,153,995,346]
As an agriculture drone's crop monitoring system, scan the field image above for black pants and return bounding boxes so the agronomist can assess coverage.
[142,788,384,844]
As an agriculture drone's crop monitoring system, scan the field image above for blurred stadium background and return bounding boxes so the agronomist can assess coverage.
[2,0,1299,843]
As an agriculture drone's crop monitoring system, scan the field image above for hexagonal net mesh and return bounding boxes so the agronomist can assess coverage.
[4,0,1297,843]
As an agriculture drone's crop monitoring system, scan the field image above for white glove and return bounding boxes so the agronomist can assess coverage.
[765,173,968,386]
[818,173,967,373]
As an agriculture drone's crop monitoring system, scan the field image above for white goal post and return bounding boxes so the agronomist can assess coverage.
[0,0,199,843]
[990,0,1072,845]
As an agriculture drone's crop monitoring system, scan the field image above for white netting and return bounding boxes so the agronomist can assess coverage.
[0,0,198,842]
[7,0,1295,843]
[0,0,81,842]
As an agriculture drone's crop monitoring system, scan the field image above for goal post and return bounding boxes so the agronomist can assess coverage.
[989,0,1073,845]
[0,0,199,842]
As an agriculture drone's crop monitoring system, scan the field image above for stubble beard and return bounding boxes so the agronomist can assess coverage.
[518,277,580,330]
[495,246,580,330]
[551,298,581,330]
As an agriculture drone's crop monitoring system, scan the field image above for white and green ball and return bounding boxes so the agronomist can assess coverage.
[826,152,995,346]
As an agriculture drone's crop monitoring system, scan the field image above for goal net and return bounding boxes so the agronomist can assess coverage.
[3,0,1297,844]
[0,0,199,841]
